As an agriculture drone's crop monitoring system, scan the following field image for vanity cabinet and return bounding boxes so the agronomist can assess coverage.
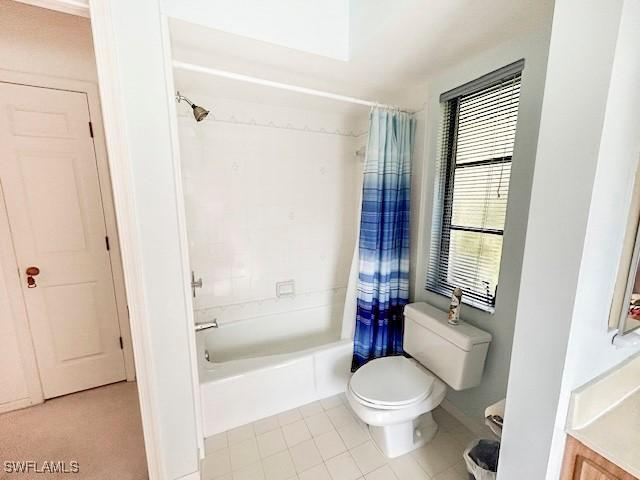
[561,436,639,480]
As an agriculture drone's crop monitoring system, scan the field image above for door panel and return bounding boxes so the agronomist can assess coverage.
[0,82,125,399]
[576,458,619,480]
[10,106,74,138]
[561,436,639,480]
[45,283,102,360]
[19,152,87,252]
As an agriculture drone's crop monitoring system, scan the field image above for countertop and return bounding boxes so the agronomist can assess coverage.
[568,388,640,478]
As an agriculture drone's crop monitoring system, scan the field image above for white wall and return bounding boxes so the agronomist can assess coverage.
[0,0,97,81]
[412,25,552,423]
[161,0,350,61]
[408,108,427,302]
[0,0,99,411]
[177,96,365,342]
[11,0,89,17]
[545,0,640,476]
[498,1,640,478]
[89,0,201,478]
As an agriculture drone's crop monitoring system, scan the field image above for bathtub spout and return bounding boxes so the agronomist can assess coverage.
[195,319,218,331]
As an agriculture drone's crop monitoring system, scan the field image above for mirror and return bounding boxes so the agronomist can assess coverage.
[610,163,640,336]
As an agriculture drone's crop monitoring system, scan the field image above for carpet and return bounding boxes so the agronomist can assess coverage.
[0,381,147,479]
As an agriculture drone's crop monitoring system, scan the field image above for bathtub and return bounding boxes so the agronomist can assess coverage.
[197,306,354,436]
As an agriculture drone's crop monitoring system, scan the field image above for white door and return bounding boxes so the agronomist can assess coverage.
[0,82,126,399]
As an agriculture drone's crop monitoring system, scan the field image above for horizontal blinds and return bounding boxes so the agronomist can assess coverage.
[451,162,512,231]
[427,68,522,311]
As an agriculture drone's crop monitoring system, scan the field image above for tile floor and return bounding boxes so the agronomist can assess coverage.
[202,394,476,480]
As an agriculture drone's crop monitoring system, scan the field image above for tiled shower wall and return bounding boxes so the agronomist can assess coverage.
[178,98,367,331]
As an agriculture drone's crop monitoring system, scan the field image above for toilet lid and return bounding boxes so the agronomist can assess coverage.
[349,356,435,407]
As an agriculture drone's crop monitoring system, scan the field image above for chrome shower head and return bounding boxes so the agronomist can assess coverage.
[176,91,210,122]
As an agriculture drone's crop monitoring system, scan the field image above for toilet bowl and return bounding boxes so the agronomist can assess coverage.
[345,355,446,458]
[347,302,492,458]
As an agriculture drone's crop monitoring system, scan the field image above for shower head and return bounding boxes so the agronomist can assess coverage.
[192,105,210,122]
[176,91,210,122]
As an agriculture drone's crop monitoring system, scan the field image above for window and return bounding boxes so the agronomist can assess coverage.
[426,61,524,312]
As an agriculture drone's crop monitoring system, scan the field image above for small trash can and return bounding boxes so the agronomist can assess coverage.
[463,439,500,480]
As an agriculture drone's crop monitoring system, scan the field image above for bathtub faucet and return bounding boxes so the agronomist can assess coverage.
[195,319,218,331]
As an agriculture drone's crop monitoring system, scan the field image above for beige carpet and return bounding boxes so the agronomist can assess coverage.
[0,382,147,479]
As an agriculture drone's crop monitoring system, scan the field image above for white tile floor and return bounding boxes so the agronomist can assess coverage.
[201,394,477,480]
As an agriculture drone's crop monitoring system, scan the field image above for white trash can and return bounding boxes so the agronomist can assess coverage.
[463,439,500,480]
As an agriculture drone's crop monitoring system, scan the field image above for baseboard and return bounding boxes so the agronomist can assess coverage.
[177,470,200,480]
[440,398,497,439]
[0,397,38,415]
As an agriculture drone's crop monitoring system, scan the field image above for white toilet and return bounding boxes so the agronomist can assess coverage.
[346,302,492,458]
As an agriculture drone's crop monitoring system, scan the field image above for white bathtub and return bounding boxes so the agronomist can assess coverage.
[197,310,354,436]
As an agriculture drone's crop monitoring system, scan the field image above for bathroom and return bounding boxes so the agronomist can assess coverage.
[2,1,640,480]
[168,2,550,478]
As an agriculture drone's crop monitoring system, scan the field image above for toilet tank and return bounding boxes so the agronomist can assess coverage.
[403,302,492,390]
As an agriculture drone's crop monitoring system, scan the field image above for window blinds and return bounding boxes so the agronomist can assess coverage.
[427,62,523,311]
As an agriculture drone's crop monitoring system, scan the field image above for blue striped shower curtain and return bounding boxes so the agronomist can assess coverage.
[352,108,414,371]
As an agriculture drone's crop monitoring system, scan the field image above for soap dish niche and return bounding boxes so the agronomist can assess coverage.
[276,280,295,298]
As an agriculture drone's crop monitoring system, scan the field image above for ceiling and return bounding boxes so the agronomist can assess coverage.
[349,0,554,90]
[170,0,554,109]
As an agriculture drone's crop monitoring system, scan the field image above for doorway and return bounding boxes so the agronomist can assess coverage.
[0,81,130,399]
[0,3,147,476]
[0,72,147,479]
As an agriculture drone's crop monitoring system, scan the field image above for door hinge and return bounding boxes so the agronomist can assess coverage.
[88,121,94,138]
[105,235,110,251]
[119,336,124,349]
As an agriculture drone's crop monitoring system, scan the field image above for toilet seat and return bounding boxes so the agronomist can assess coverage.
[349,356,435,410]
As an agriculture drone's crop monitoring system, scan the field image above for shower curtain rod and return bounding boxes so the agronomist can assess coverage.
[172,60,413,113]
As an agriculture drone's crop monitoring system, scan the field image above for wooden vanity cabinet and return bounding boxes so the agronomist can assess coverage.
[561,436,638,480]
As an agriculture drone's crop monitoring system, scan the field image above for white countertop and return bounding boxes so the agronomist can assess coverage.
[568,389,640,478]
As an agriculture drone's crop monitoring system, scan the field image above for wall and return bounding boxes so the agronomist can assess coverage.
[497,1,640,478]
[11,0,89,17]
[177,95,366,345]
[412,25,553,424]
[161,0,350,61]
[0,0,97,81]
[89,0,201,478]
[545,0,640,476]
[408,108,427,301]
[0,0,99,410]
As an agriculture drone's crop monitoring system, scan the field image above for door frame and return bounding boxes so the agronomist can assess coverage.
[89,2,205,478]
[0,180,42,413]
[0,70,136,402]
[159,16,206,460]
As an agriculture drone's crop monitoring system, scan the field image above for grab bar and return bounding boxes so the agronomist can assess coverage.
[195,319,218,331]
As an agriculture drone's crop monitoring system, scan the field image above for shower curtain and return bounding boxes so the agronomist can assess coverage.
[352,108,414,371]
